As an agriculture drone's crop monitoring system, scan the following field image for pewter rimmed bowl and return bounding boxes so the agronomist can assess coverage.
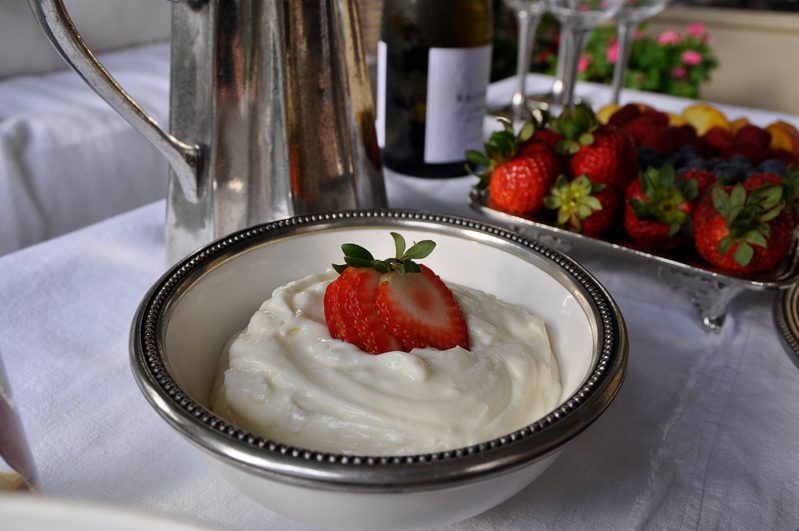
[130,210,628,531]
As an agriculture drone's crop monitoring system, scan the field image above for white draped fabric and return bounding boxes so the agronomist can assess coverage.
[1,41,798,531]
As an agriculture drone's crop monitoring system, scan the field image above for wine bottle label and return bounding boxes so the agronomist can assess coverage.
[424,44,492,164]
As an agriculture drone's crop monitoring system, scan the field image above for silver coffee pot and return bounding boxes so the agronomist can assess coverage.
[27,0,387,265]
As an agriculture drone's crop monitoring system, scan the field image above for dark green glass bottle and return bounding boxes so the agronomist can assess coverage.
[376,0,493,178]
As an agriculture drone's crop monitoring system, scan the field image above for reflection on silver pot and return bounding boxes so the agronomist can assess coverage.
[27,0,387,265]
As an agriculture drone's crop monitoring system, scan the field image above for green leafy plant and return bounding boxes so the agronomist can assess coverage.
[531,21,718,99]
[491,4,719,99]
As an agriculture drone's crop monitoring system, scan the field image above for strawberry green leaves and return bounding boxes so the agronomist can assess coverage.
[466,119,534,189]
[551,102,598,156]
[628,164,697,238]
[712,182,783,266]
[545,175,604,229]
[333,232,435,275]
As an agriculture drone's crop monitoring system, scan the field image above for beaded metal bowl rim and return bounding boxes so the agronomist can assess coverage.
[130,209,628,492]
[774,285,799,371]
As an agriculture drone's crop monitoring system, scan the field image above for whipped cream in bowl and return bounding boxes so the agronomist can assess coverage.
[210,270,562,456]
[130,210,627,531]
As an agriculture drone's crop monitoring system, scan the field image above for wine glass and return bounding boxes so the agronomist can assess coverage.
[545,0,626,108]
[609,0,670,105]
[488,0,548,123]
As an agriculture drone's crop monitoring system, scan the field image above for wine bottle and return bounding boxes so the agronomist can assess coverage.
[376,0,493,178]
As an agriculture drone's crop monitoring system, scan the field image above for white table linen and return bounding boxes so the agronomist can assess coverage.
[1,74,798,531]
[0,42,170,257]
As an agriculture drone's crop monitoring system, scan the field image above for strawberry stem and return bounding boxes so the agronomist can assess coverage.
[333,232,436,275]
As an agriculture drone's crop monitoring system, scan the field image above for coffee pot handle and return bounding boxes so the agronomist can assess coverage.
[27,0,203,203]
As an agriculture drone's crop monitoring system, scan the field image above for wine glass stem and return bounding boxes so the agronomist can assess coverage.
[550,35,570,105]
[611,20,641,105]
[511,8,544,118]
[559,26,590,107]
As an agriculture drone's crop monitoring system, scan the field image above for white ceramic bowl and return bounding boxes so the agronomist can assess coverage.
[130,210,628,531]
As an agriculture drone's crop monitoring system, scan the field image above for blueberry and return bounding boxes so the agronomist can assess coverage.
[730,154,751,166]
[715,163,746,183]
[745,166,761,178]
[638,147,658,169]
[682,158,708,171]
[679,145,702,159]
[660,151,683,169]
[706,157,725,171]
[758,158,786,175]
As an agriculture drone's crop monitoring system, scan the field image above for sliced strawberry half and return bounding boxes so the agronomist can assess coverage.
[346,268,403,354]
[324,232,470,355]
[324,267,367,351]
[376,265,469,352]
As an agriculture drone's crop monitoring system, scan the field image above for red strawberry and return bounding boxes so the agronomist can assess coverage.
[743,171,782,190]
[468,119,562,215]
[568,125,639,190]
[376,264,469,352]
[669,124,703,152]
[324,266,368,352]
[324,233,469,354]
[622,116,660,146]
[735,124,771,148]
[680,168,717,199]
[552,103,638,192]
[701,126,733,152]
[544,174,620,234]
[771,149,799,167]
[531,128,562,150]
[640,123,675,156]
[720,141,770,165]
[608,103,643,127]
[325,266,402,354]
[745,170,799,226]
[693,183,791,273]
[639,106,670,126]
[623,164,697,249]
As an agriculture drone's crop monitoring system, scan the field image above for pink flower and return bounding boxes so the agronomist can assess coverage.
[681,50,703,65]
[634,29,644,40]
[606,40,619,64]
[578,55,593,74]
[672,67,687,79]
[658,30,681,46]
[687,23,705,37]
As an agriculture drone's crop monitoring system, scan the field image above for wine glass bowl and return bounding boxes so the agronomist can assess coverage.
[610,0,670,105]
[545,0,625,107]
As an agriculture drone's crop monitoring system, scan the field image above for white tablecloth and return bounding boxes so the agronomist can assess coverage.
[0,42,170,257]
[1,74,798,531]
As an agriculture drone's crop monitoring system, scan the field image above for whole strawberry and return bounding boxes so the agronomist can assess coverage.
[623,165,698,249]
[680,168,717,199]
[324,233,470,354]
[531,128,563,150]
[467,119,563,215]
[552,103,638,192]
[544,175,620,234]
[735,124,772,148]
[744,168,799,227]
[693,183,791,273]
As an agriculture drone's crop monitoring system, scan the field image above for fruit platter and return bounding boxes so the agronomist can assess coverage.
[468,102,799,330]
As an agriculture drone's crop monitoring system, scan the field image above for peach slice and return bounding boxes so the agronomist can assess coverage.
[682,103,730,136]
[666,113,688,127]
[729,117,750,137]
[765,121,799,153]
[596,104,619,124]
